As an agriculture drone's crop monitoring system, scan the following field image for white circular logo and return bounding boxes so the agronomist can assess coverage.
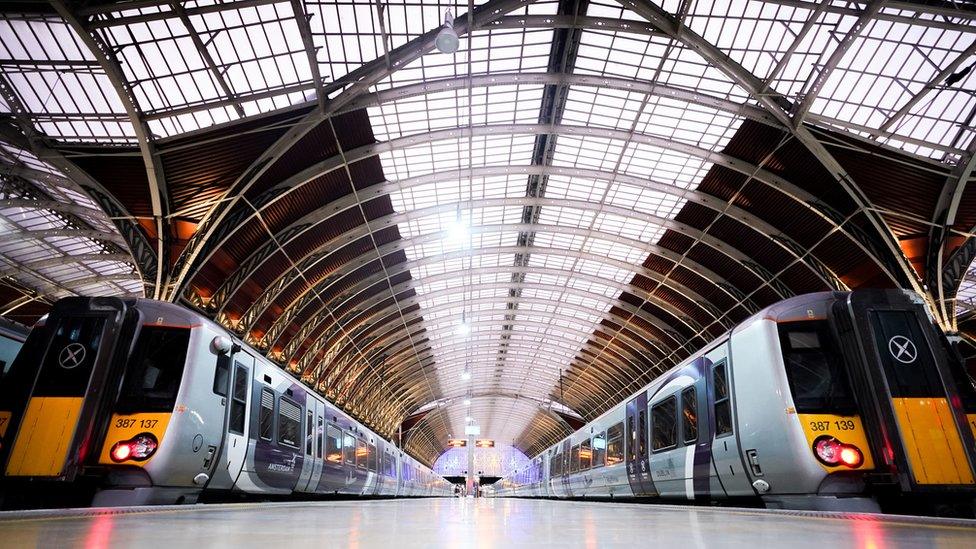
[58,342,87,369]
[888,335,917,364]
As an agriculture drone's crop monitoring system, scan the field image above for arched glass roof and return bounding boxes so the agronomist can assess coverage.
[1,0,974,463]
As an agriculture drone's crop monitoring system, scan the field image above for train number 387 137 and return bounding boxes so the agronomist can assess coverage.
[115,418,158,429]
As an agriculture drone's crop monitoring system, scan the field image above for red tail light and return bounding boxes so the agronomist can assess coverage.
[109,433,158,463]
[813,435,863,468]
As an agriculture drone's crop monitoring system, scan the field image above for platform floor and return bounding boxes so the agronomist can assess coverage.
[1,497,974,548]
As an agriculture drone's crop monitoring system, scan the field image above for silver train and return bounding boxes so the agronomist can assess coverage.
[487,290,976,513]
[0,297,452,506]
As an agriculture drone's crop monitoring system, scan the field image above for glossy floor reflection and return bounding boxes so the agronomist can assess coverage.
[1,497,974,548]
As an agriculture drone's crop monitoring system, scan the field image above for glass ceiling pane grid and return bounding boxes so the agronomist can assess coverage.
[95,1,312,137]
[0,150,141,298]
[0,14,134,143]
[378,134,536,180]
[390,174,527,215]
[808,15,976,159]
[682,0,822,84]
[373,24,556,92]
[573,28,752,104]
[367,84,545,142]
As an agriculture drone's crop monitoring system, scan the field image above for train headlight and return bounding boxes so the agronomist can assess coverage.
[110,433,159,463]
[813,435,863,468]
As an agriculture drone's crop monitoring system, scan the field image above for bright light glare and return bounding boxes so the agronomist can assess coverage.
[460,370,471,380]
[465,416,473,422]
[446,218,469,244]
[463,399,471,406]
[456,321,471,336]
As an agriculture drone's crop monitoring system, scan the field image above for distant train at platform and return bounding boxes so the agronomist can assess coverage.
[487,290,976,514]
[0,297,452,506]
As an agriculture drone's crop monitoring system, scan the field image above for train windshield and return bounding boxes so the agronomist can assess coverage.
[778,321,857,415]
[116,326,190,413]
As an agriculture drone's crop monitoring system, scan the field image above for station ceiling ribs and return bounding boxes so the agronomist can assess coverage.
[1,0,975,465]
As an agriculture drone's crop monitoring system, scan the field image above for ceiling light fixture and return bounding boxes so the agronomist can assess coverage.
[460,370,471,381]
[435,9,460,54]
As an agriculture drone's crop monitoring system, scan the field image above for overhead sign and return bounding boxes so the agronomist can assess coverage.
[464,425,481,436]
[475,439,494,448]
[447,439,467,447]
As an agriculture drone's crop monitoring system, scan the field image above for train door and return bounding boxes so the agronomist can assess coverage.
[298,400,324,492]
[834,291,976,491]
[625,392,655,496]
[208,351,254,490]
[708,346,753,497]
[2,297,133,480]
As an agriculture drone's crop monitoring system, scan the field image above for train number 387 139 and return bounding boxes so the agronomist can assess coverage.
[809,420,855,432]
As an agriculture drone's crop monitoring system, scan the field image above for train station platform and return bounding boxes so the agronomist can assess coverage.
[1,498,974,548]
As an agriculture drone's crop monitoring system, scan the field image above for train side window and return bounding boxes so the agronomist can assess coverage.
[213,357,229,397]
[277,396,301,448]
[713,361,733,437]
[326,425,343,463]
[580,439,592,471]
[343,432,356,465]
[367,443,377,472]
[606,423,624,465]
[316,416,324,459]
[259,388,274,441]
[651,396,677,452]
[592,431,607,468]
[570,445,580,474]
[638,409,648,457]
[305,410,314,455]
[356,439,367,469]
[228,364,248,434]
[682,386,698,444]
[626,415,636,461]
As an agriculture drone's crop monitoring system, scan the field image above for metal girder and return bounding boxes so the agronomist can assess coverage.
[240,226,758,338]
[189,122,866,304]
[166,0,536,301]
[930,142,976,326]
[0,85,155,293]
[20,253,134,270]
[618,0,923,296]
[217,162,781,324]
[313,283,675,372]
[762,0,976,30]
[52,1,170,299]
[236,219,753,339]
[169,1,245,117]
[336,71,782,128]
[876,39,976,136]
[791,0,887,126]
[289,0,325,111]
[0,227,127,247]
[0,198,106,218]
[291,264,684,358]
[254,207,775,357]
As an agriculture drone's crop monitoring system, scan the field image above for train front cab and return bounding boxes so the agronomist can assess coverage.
[0,297,205,506]
[833,290,976,510]
[737,290,976,512]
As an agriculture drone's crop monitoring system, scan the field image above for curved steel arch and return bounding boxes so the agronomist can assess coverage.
[184,122,881,301]
[213,161,838,323]
[278,258,703,356]
[337,72,782,128]
[307,276,679,368]
[269,243,712,365]
[165,0,537,299]
[313,304,663,408]
[314,307,655,408]
[243,190,820,356]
